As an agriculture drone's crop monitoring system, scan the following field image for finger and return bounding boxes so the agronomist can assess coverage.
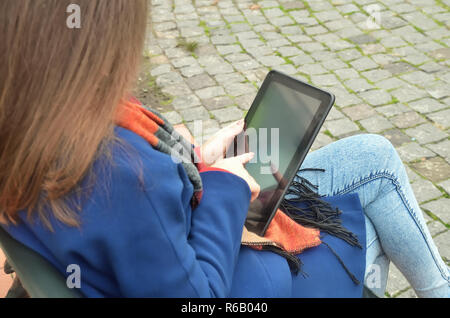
[270,162,288,187]
[222,119,245,140]
[235,152,255,164]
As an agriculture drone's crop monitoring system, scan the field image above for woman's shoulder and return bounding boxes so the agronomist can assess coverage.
[92,126,189,187]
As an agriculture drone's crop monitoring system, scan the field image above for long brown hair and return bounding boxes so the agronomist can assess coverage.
[0,0,148,228]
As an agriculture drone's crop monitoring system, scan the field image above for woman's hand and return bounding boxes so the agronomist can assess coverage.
[200,119,244,166]
[212,153,260,202]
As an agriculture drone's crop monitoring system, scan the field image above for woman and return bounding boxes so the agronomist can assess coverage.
[0,1,448,298]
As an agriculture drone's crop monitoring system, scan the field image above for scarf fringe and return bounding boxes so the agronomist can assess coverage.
[280,168,362,249]
[278,168,362,285]
[262,245,307,278]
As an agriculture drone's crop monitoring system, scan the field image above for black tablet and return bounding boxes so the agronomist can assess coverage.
[231,70,335,236]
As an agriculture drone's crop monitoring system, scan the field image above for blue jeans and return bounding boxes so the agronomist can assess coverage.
[296,134,450,298]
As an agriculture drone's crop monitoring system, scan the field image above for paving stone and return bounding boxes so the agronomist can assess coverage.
[430,48,450,60]
[300,42,326,53]
[180,65,205,77]
[186,74,216,91]
[358,89,392,106]
[216,44,242,55]
[322,59,347,71]
[348,34,377,45]
[411,157,450,183]
[241,38,266,49]
[405,123,448,145]
[350,57,378,72]
[179,106,210,122]
[361,43,386,55]
[224,82,257,97]
[211,107,244,123]
[405,165,421,183]
[172,94,201,110]
[203,96,234,110]
[325,108,344,121]
[375,103,410,118]
[298,63,328,75]
[162,110,183,125]
[205,62,234,75]
[195,86,226,100]
[342,104,376,121]
[359,115,394,133]
[334,92,363,108]
[422,199,450,225]
[272,16,295,27]
[335,68,360,80]
[411,178,443,203]
[392,112,426,129]
[383,62,416,75]
[324,117,360,137]
[400,71,436,86]
[211,34,237,45]
[277,46,303,57]
[311,74,339,86]
[304,25,328,36]
[361,69,392,83]
[426,109,450,129]
[438,179,450,195]
[196,44,217,55]
[280,25,303,35]
[235,93,257,110]
[215,72,246,84]
[233,59,261,71]
[257,55,286,67]
[344,78,374,93]
[380,36,408,49]
[433,231,450,263]
[376,77,407,91]
[386,264,411,296]
[264,7,284,18]
[383,129,411,147]
[149,55,170,65]
[408,98,448,114]
[180,26,204,38]
[273,64,298,75]
[225,53,253,63]
[311,132,335,151]
[426,81,450,100]
[427,139,450,162]
[397,142,435,162]
[337,48,362,61]
[427,220,448,237]
[236,31,259,41]
[160,80,189,97]
[395,288,418,298]
[281,1,305,10]
[156,71,184,87]
[151,64,172,76]
[390,86,427,103]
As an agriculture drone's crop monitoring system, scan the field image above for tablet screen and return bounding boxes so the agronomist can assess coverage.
[239,71,333,235]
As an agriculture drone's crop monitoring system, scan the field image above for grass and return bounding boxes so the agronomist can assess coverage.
[176,37,199,53]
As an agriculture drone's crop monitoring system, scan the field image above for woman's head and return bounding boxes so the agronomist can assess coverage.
[0,0,148,227]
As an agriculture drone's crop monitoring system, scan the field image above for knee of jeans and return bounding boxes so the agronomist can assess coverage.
[347,133,400,169]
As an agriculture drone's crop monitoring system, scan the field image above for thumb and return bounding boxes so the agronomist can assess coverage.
[235,152,255,164]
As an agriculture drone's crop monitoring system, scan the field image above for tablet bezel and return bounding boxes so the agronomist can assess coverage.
[244,70,335,236]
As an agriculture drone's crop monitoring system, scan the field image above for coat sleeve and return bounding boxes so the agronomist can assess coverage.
[101,149,251,297]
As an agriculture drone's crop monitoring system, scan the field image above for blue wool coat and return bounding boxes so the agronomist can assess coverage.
[2,127,366,297]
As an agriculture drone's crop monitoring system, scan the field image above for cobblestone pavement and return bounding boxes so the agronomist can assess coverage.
[145,0,450,297]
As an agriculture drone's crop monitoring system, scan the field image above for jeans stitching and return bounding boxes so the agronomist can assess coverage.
[332,169,450,283]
